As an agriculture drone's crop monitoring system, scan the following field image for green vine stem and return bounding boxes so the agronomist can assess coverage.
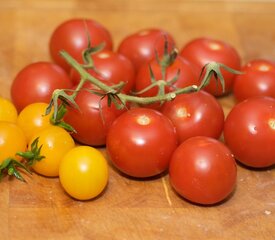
[0,138,45,182]
[155,37,178,80]
[0,158,31,182]
[48,49,242,123]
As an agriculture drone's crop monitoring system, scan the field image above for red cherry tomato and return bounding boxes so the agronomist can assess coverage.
[64,83,125,146]
[11,62,72,112]
[70,50,135,93]
[49,18,113,72]
[118,28,176,71]
[233,59,275,102]
[180,37,241,96]
[169,136,237,205]
[106,108,178,178]
[161,90,224,143]
[224,97,275,168]
[134,56,198,108]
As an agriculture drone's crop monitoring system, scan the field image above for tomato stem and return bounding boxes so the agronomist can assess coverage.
[61,50,116,93]
[72,77,86,98]
[0,138,45,182]
[0,158,32,182]
[58,50,198,104]
[47,50,241,123]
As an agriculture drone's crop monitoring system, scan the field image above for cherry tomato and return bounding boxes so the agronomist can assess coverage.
[161,90,224,143]
[0,96,18,123]
[17,102,53,142]
[49,18,113,72]
[169,136,237,205]
[29,126,75,177]
[180,37,241,96]
[11,62,72,112]
[233,59,275,102]
[0,122,27,163]
[224,97,275,168]
[64,83,126,146]
[59,146,109,200]
[70,50,135,93]
[118,28,176,71]
[106,108,178,178]
[134,56,198,109]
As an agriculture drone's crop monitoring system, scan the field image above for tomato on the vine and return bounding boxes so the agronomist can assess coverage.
[70,50,135,93]
[59,146,109,200]
[11,62,72,112]
[64,83,126,146]
[49,18,113,72]
[180,37,241,96]
[0,96,18,123]
[233,59,275,102]
[0,122,27,164]
[161,90,224,143]
[17,102,53,142]
[224,96,275,168]
[118,28,176,71]
[134,55,198,109]
[169,136,237,205]
[29,125,75,177]
[106,108,178,178]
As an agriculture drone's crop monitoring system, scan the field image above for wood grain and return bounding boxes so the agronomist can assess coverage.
[0,1,275,239]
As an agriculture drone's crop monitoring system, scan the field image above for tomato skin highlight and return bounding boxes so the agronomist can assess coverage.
[11,62,72,112]
[180,37,241,96]
[106,108,178,178]
[49,18,113,72]
[224,97,275,168]
[0,122,27,164]
[161,90,224,143]
[29,126,75,177]
[169,136,237,205]
[118,28,176,71]
[233,59,275,102]
[59,146,109,200]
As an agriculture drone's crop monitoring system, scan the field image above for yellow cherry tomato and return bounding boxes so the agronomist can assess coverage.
[17,102,53,142]
[59,146,109,200]
[0,96,18,123]
[29,125,75,177]
[0,122,27,163]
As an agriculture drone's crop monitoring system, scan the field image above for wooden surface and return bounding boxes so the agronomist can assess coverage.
[1,0,275,239]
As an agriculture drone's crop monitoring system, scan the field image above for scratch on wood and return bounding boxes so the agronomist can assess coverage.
[162,177,172,206]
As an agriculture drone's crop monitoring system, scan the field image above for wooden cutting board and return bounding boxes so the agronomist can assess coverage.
[0,1,274,239]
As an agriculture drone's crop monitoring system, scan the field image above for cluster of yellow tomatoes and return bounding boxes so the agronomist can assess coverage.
[0,97,108,200]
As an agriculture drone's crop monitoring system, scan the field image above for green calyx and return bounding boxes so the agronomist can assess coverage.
[0,158,31,182]
[16,137,45,166]
[0,137,45,182]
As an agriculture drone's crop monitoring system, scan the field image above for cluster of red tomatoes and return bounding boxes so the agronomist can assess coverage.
[2,18,275,205]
